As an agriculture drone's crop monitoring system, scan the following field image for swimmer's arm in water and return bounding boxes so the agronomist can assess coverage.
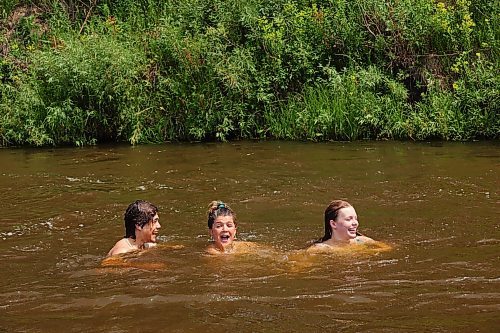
[369,240,393,252]
[354,235,375,244]
[101,255,166,270]
[305,237,393,253]
[355,236,393,252]
[205,241,273,255]
[236,241,277,255]
[236,241,259,250]
[304,242,331,253]
[155,243,185,250]
[204,243,251,255]
[107,241,168,257]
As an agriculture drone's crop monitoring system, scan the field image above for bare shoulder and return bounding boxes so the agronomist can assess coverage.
[355,236,393,252]
[235,241,276,255]
[235,241,259,250]
[305,242,331,253]
[205,242,273,255]
[370,240,393,252]
[107,239,131,257]
[354,235,376,244]
[205,245,221,255]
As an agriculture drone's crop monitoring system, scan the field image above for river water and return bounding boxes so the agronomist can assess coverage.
[0,141,498,332]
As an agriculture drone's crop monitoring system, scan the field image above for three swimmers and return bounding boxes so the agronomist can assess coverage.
[106,199,390,257]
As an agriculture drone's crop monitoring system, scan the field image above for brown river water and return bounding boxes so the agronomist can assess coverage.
[0,141,498,332]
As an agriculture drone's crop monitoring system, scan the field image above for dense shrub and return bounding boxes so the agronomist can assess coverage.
[0,0,498,145]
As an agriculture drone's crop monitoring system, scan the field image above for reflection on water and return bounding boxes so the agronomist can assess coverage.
[0,141,499,332]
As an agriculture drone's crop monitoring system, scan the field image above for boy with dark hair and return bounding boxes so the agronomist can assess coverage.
[107,200,161,256]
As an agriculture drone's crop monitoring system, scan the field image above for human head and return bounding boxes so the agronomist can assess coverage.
[124,200,159,239]
[321,200,355,242]
[207,201,237,251]
[207,201,236,229]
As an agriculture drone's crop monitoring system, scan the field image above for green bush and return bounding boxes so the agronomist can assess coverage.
[265,66,410,140]
[1,29,149,145]
[0,0,498,145]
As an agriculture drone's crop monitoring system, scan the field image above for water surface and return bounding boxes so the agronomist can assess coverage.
[0,141,498,332]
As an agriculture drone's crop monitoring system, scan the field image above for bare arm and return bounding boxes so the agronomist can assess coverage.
[356,236,393,252]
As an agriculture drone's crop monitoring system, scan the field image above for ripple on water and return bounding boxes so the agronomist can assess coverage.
[476,238,500,245]
[30,293,226,311]
[0,290,43,309]
[0,142,499,332]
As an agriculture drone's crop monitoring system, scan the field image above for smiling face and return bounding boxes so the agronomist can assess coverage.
[210,215,237,251]
[330,206,359,242]
[137,213,161,243]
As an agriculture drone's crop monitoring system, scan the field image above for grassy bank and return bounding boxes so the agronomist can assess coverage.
[1,0,498,146]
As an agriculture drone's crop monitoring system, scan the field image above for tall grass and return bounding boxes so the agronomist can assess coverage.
[265,66,410,140]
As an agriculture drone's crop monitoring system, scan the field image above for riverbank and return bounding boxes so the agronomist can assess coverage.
[1,0,498,146]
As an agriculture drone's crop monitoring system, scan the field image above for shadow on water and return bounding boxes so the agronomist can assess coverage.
[0,141,499,332]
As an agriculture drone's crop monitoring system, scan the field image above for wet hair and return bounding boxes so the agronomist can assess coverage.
[319,199,354,242]
[207,200,236,229]
[124,200,158,239]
